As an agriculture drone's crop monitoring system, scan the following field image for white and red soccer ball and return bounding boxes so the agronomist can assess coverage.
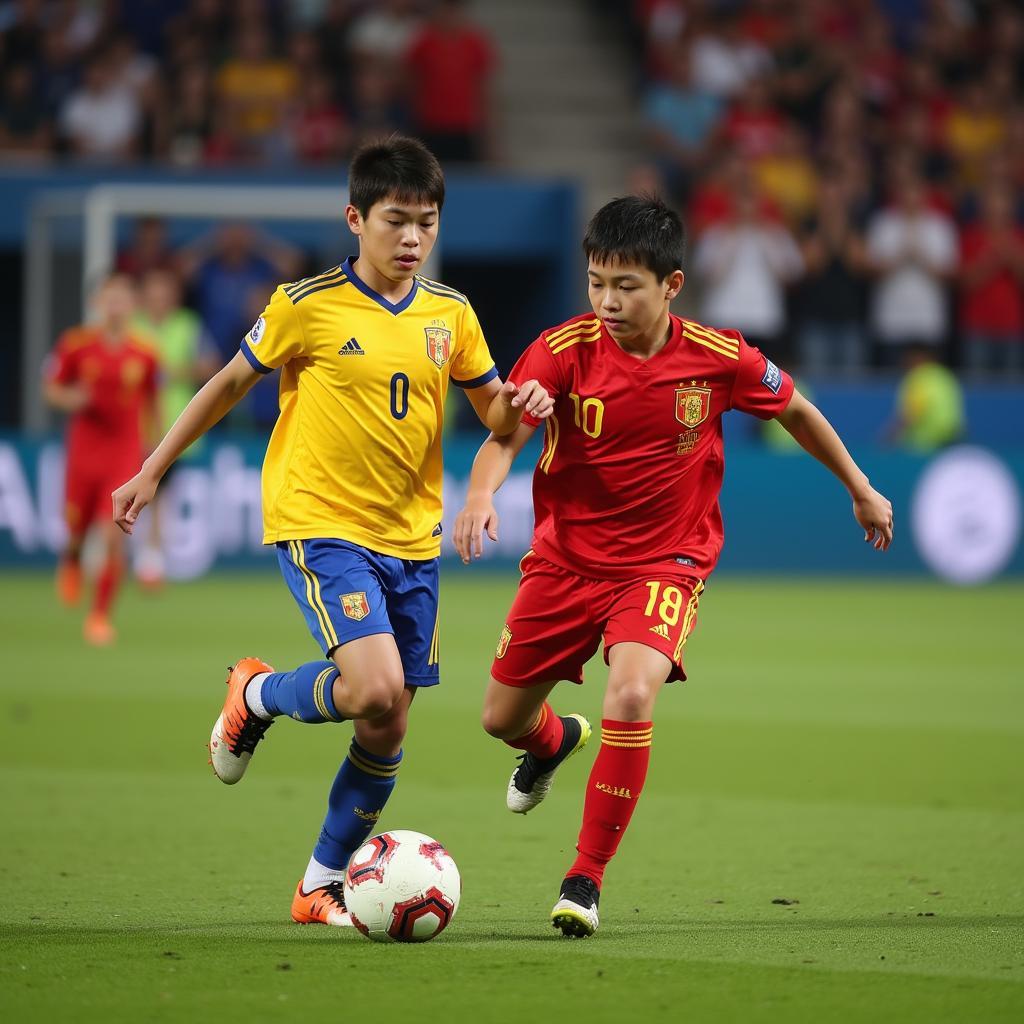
[344,830,461,943]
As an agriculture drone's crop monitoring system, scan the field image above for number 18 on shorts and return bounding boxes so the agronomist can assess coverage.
[490,551,704,687]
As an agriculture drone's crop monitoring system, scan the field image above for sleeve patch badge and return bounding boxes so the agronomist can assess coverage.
[761,358,782,394]
[248,316,266,346]
[340,592,370,620]
[495,625,513,659]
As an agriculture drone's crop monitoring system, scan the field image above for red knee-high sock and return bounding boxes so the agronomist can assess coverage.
[93,559,123,616]
[504,702,565,760]
[569,719,653,886]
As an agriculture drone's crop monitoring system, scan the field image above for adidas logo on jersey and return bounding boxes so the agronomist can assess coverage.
[339,338,365,355]
[649,623,670,639]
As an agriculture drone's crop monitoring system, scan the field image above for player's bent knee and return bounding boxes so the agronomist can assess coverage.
[349,692,398,720]
[604,679,657,722]
[346,675,404,719]
[480,708,510,739]
[480,704,527,741]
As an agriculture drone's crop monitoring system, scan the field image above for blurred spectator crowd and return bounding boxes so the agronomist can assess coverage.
[1,0,496,429]
[622,0,1024,376]
[5,0,1022,404]
[0,0,495,167]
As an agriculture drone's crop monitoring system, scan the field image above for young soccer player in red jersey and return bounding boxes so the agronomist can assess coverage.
[453,195,894,938]
[44,273,158,645]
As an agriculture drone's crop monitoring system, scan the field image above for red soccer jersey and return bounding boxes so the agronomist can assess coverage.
[45,327,158,473]
[405,25,495,133]
[959,224,1024,336]
[511,313,794,580]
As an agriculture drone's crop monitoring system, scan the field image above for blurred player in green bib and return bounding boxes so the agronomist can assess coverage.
[113,136,554,926]
[132,268,218,587]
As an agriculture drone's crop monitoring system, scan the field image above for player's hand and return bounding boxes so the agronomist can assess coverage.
[112,471,159,535]
[500,379,555,420]
[453,495,499,564]
[64,386,92,413]
[853,486,893,551]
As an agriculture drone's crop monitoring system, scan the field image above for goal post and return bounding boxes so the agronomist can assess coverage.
[21,182,441,431]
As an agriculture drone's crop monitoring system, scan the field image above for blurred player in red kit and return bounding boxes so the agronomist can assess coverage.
[454,195,893,937]
[44,273,158,645]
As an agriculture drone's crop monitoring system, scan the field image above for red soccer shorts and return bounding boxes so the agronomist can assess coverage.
[65,456,137,535]
[490,550,704,688]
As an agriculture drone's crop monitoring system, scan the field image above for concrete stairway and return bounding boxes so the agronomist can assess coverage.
[473,0,641,219]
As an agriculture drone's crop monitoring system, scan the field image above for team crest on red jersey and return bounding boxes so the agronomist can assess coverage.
[675,386,712,428]
[495,625,512,659]
[121,359,145,387]
[424,326,451,368]
[341,592,370,620]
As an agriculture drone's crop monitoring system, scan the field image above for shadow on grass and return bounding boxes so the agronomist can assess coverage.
[3,913,1022,949]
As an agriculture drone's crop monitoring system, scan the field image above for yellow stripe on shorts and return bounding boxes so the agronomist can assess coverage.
[290,541,339,650]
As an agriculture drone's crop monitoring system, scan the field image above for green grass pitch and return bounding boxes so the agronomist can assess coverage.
[1,570,1022,1023]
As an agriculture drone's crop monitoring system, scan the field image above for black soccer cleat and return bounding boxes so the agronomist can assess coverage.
[506,713,591,814]
[551,874,600,938]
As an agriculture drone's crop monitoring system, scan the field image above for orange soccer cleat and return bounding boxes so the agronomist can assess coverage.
[290,880,352,927]
[83,612,116,646]
[208,657,274,785]
[57,560,82,607]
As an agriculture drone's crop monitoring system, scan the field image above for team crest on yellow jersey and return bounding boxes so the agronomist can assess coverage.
[496,625,512,659]
[341,592,370,620]
[424,325,451,368]
[675,385,712,428]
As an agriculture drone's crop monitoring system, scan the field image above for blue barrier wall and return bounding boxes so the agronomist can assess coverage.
[0,166,579,329]
[723,379,1024,449]
[6,166,1024,444]
[2,432,1021,583]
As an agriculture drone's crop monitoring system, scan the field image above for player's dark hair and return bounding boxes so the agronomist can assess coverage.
[87,269,134,296]
[582,194,685,280]
[348,135,445,217]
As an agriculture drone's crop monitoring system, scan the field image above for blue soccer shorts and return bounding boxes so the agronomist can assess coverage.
[277,538,440,687]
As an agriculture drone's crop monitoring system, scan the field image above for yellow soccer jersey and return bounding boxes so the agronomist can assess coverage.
[240,257,497,558]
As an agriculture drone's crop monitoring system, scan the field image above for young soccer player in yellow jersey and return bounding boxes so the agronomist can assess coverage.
[112,136,554,926]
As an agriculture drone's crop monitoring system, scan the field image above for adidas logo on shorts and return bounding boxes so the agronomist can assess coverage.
[649,623,670,639]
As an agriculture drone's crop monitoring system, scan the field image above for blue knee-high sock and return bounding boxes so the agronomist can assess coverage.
[314,741,402,869]
[259,661,343,723]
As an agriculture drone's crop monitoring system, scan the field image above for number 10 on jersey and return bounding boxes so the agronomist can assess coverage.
[569,392,604,438]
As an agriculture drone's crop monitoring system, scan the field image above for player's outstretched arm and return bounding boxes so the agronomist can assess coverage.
[112,351,261,534]
[775,388,894,551]
[43,379,90,414]
[453,422,536,563]
[463,377,554,437]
